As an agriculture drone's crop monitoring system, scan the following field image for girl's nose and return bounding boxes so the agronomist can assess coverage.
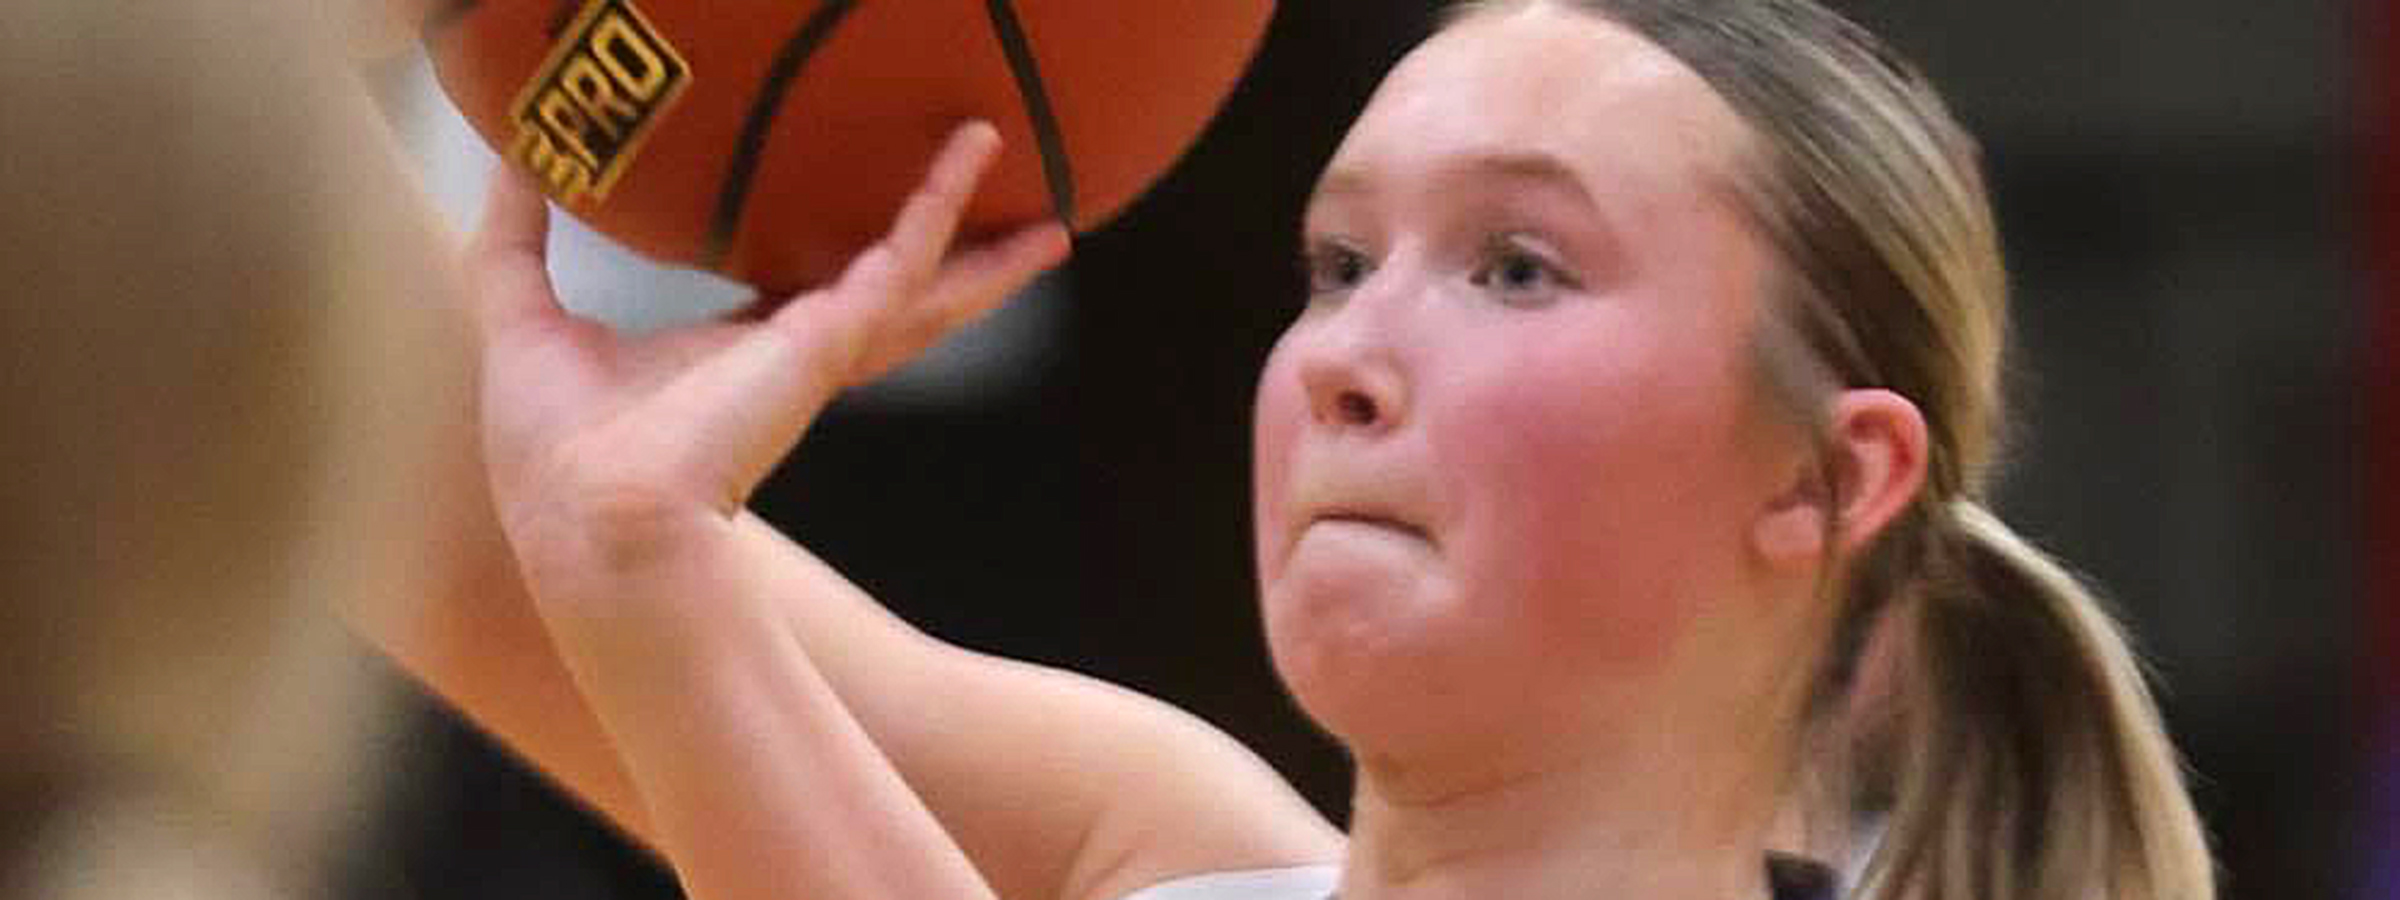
[1292,289,1409,436]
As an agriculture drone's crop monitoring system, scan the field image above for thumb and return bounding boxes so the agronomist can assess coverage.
[465,166,567,346]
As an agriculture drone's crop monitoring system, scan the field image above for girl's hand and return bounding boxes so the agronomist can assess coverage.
[466,122,1069,602]
[381,117,1336,900]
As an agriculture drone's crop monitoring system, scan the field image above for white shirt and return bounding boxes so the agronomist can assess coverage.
[1115,866,1340,900]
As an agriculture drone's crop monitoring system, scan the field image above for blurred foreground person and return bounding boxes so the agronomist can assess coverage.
[0,0,460,896]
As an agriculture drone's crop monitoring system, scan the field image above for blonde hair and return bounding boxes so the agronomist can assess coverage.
[0,0,441,895]
[1447,2,2213,898]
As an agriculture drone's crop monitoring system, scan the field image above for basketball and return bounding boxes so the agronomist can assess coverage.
[425,0,1274,292]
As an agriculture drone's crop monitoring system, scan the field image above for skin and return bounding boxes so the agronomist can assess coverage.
[1256,6,1836,898]
[458,126,1341,900]
[1267,6,1930,896]
[342,0,438,60]
[1260,2,1796,764]
[392,3,1932,900]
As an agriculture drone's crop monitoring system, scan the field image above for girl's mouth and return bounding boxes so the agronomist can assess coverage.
[1314,510,1432,544]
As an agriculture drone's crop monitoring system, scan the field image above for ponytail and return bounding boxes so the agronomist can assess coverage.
[1856,503,2214,900]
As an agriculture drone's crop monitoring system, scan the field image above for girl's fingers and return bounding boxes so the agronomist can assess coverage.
[465,165,565,342]
[827,122,1004,308]
[698,217,1059,491]
[928,222,1071,323]
[574,122,1056,494]
[845,222,1071,380]
[883,121,1006,283]
[780,121,1013,376]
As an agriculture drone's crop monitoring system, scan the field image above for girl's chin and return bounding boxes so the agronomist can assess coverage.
[1263,532,1444,637]
[1265,618,1493,761]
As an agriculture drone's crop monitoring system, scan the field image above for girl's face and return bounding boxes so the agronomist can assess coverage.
[1253,4,1804,758]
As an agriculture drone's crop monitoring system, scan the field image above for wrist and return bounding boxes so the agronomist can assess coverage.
[506,489,747,631]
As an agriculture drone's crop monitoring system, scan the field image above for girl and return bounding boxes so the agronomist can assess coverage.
[404,1,2218,898]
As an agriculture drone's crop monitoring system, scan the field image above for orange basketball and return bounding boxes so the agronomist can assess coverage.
[425,0,1274,292]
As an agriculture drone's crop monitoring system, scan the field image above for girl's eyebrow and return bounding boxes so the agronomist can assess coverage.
[1310,150,1601,215]
[1308,168,1375,208]
[1440,151,1601,212]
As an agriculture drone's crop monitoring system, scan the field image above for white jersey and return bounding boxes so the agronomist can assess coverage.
[1114,866,1340,900]
[1109,857,1837,900]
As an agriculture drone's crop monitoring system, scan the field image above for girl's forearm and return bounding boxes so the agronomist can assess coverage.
[534,533,998,900]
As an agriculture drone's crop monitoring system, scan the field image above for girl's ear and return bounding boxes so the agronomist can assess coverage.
[1752,389,1930,570]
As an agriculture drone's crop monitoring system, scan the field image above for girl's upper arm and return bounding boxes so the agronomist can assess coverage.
[723,515,1344,900]
[870,644,1345,900]
[367,494,1338,900]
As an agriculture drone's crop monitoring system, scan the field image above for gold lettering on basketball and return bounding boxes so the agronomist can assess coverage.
[561,58,636,141]
[537,92,601,167]
[593,16,671,99]
[511,127,597,203]
[506,0,691,206]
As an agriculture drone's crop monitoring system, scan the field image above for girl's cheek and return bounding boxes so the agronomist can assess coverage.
[1251,357,1307,569]
[1435,330,1735,665]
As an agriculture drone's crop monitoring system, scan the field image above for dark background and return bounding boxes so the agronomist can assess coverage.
[350,2,2377,898]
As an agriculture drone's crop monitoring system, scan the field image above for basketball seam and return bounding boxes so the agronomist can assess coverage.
[983,0,1078,228]
[702,0,863,273]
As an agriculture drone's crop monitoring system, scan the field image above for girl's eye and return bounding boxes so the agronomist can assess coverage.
[1470,236,1580,307]
[1302,241,1373,297]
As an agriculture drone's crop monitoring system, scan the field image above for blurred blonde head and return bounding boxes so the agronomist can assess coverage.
[0,0,444,895]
